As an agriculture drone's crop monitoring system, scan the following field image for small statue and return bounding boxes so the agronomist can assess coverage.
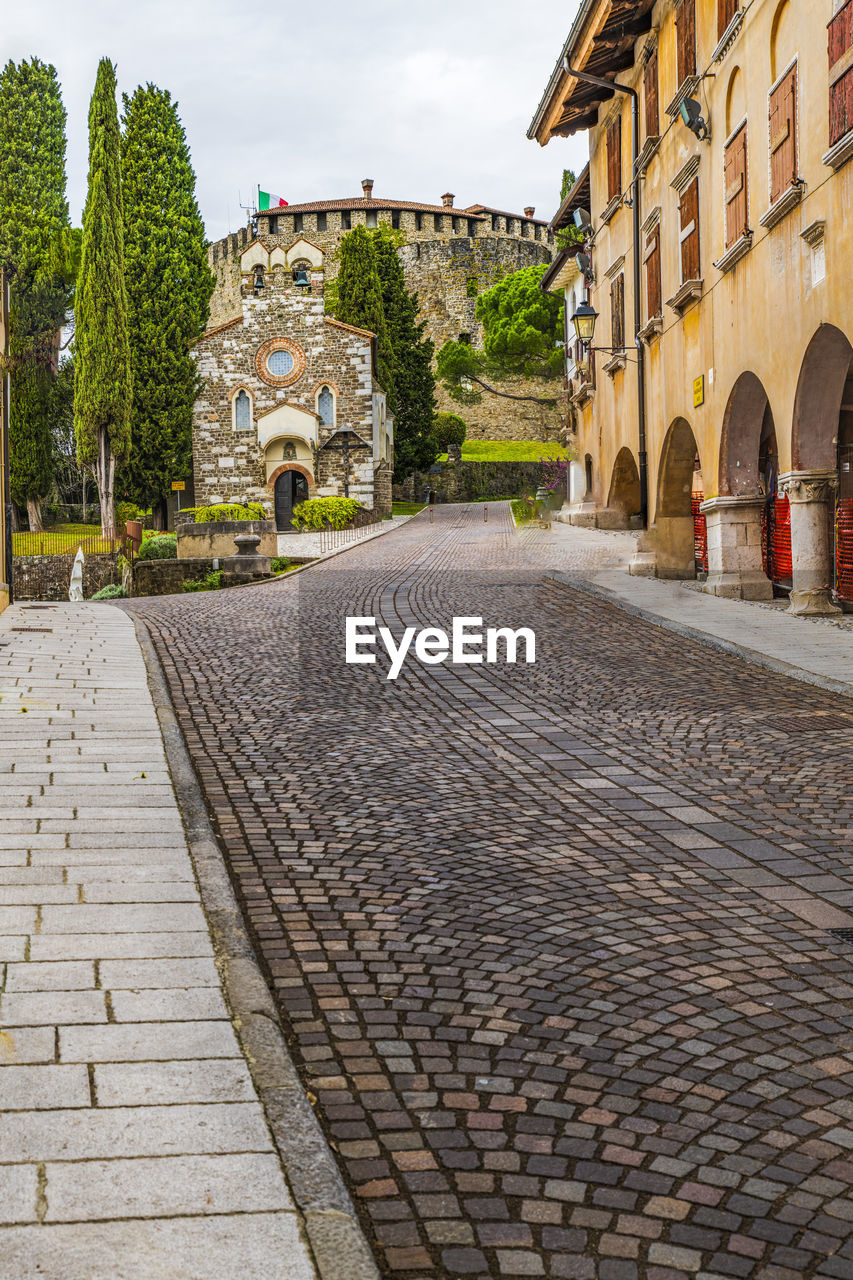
[69,547,85,601]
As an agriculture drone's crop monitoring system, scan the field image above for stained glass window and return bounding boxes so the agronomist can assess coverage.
[318,386,335,426]
[268,349,294,377]
[235,389,251,429]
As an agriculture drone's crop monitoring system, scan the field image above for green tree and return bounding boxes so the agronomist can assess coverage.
[370,229,436,480]
[556,169,585,251]
[436,264,564,408]
[74,58,132,539]
[121,84,213,527]
[332,226,396,404]
[0,58,73,531]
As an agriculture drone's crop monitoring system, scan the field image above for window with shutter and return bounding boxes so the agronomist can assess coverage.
[645,227,662,319]
[644,49,659,139]
[676,0,697,87]
[718,0,737,37]
[610,275,625,351]
[607,119,622,202]
[724,124,749,248]
[679,178,700,282]
[829,0,853,146]
[769,65,798,202]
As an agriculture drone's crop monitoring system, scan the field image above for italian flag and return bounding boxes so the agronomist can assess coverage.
[259,190,288,211]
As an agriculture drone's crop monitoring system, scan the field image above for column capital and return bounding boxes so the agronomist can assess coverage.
[699,493,765,514]
[778,469,838,503]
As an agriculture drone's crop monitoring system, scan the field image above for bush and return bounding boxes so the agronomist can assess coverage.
[91,582,127,599]
[511,497,539,525]
[270,556,298,574]
[192,502,265,524]
[291,497,362,531]
[433,412,466,453]
[137,533,177,561]
[116,501,146,526]
[182,569,223,592]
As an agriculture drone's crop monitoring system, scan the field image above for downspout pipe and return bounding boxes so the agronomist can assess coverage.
[562,59,649,529]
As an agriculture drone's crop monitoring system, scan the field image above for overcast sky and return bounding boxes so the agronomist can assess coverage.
[4,0,587,242]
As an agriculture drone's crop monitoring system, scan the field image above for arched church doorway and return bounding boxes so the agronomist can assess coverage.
[274,469,309,532]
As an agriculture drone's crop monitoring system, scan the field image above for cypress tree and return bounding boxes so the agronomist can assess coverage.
[121,84,213,526]
[74,58,132,539]
[0,59,72,531]
[370,230,436,480]
[333,226,396,404]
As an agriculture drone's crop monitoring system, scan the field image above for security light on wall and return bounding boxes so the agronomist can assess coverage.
[576,252,594,283]
[573,207,592,232]
[679,97,710,142]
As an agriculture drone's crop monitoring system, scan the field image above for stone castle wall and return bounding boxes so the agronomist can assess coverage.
[206,207,561,444]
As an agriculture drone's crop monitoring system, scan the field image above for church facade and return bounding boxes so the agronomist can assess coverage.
[192,237,393,529]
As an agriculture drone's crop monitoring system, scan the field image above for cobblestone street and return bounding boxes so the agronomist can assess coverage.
[128,504,853,1280]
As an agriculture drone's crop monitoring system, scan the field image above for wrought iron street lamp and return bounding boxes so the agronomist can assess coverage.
[571,302,598,349]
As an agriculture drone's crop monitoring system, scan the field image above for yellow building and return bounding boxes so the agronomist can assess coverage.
[0,267,10,613]
[530,0,853,614]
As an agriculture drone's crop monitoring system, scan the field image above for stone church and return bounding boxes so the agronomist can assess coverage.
[205,180,559,442]
[192,236,393,528]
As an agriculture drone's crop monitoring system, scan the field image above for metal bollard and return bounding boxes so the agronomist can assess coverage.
[484,504,488,522]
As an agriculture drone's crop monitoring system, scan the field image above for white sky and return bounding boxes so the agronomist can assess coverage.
[3,0,588,242]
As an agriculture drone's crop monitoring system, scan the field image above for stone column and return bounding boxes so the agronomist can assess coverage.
[700,495,773,600]
[778,469,841,615]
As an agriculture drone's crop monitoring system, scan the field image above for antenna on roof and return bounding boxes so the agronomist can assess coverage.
[237,189,257,233]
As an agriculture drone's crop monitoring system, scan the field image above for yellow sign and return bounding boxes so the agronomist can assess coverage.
[693,375,705,408]
[171,481,186,491]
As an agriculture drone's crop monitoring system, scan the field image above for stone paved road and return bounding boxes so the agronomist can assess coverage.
[128,504,853,1280]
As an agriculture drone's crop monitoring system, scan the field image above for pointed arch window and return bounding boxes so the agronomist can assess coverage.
[234,388,252,431]
[317,385,335,426]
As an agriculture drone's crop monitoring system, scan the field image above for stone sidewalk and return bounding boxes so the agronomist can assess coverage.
[529,519,853,698]
[0,601,352,1280]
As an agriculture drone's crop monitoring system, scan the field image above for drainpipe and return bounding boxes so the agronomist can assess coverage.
[562,59,649,528]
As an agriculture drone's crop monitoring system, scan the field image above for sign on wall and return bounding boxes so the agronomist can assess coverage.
[693,375,705,408]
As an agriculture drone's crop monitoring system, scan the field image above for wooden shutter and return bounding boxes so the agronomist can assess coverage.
[724,124,748,248]
[607,119,622,201]
[769,65,798,203]
[829,0,853,146]
[718,0,737,37]
[610,274,625,350]
[679,178,700,282]
[644,49,659,139]
[644,226,662,319]
[676,0,697,86]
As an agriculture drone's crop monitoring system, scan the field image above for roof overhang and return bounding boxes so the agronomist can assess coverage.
[527,0,655,145]
[540,247,582,293]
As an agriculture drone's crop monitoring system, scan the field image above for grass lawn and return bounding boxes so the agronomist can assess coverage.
[392,501,427,515]
[13,523,122,556]
[437,440,568,462]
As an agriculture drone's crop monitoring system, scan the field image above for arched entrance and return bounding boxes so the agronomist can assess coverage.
[654,418,704,578]
[604,448,641,528]
[789,325,851,613]
[272,467,310,532]
[704,373,782,599]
